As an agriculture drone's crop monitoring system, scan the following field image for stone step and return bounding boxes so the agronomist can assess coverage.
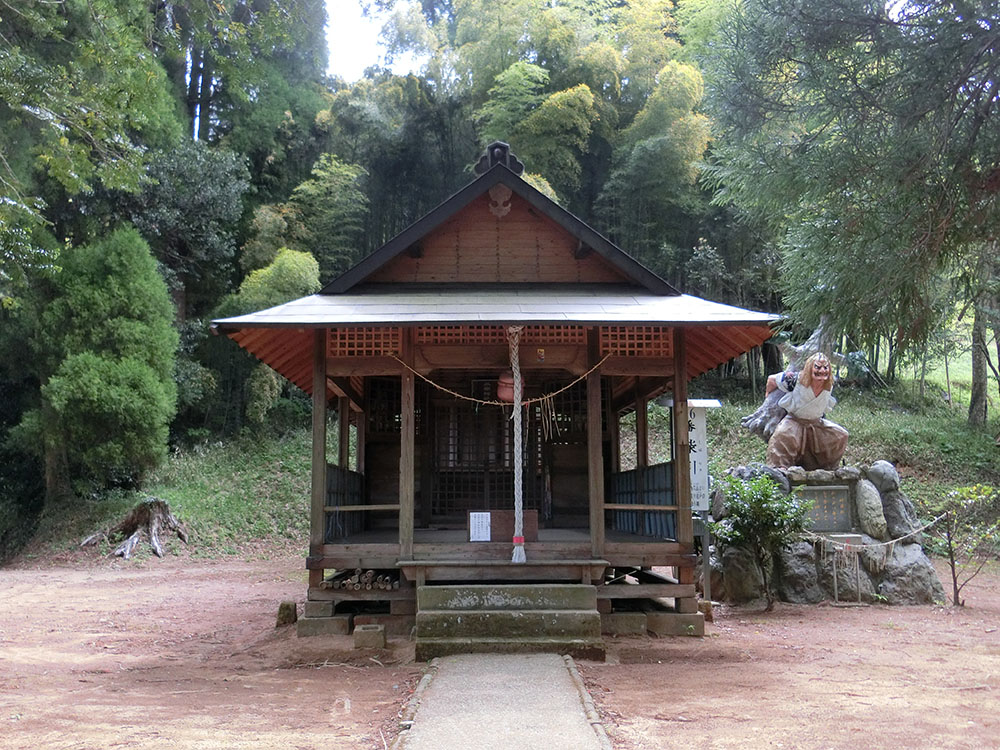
[416,609,601,639]
[417,583,597,612]
[415,636,606,662]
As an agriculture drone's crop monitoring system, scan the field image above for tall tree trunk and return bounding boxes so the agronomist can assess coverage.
[762,341,783,374]
[187,46,204,134]
[945,350,953,407]
[42,404,72,505]
[197,55,215,143]
[919,347,927,399]
[994,325,1000,403]
[886,339,899,382]
[969,303,988,425]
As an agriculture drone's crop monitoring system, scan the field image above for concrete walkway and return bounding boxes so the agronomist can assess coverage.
[394,653,611,750]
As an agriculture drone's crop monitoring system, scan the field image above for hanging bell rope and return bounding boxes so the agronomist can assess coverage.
[508,325,526,563]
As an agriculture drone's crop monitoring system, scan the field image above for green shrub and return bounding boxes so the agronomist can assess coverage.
[711,474,813,610]
[18,227,177,495]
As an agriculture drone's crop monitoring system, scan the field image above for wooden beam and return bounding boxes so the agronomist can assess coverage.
[310,330,328,555]
[420,384,433,529]
[611,376,668,413]
[635,389,648,533]
[338,396,350,468]
[672,328,694,587]
[416,343,587,374]
[330,376,363,411]
[635,390,648,469]
[356,398,366,474]
[323,504,400,512]
[596,583,696,599]
[609,406,620,473]
[587,327,605,558]
[399,328,416,560]
[604,503,677,511]
[327,356,402,377]
[600,356,674,377]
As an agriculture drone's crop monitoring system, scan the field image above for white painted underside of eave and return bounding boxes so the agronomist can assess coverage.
[213,291,778,328]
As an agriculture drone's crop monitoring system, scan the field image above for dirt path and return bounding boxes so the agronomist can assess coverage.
[2,553,998,749]
[0,553,421,750]
[581,560,1000,750]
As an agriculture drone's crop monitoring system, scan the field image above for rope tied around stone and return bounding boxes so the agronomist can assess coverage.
[807,512,947,574]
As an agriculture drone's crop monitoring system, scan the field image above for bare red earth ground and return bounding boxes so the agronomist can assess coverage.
[581,559,1000,750]
[1,551,997,750]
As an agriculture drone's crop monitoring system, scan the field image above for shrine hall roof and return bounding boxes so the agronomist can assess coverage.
[211,284,777,329]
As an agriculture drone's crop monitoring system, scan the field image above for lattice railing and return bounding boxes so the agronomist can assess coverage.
[416,325,586,346]
[600,326,673,357]
[329,327,401,357]
[328,325,673,356]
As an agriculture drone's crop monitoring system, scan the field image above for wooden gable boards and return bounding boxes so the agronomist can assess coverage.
[322,162,677,295]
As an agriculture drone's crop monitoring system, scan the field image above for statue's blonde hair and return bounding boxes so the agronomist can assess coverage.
[799,352,833,391]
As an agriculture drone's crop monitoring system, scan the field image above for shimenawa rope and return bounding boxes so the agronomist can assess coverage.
[509,325,526,563]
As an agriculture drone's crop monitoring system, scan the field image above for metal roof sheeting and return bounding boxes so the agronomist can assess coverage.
[212,286,777,329]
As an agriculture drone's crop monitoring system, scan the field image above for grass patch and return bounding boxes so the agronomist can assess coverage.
[147,429,312,557]
[19,429,313,562]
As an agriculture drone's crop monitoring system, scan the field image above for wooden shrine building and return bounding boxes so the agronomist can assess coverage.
[212,143,776,657]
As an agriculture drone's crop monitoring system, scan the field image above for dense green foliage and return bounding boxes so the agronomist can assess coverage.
[285,155,369,280]
[120,142,251,320]
[17,228,178,493]
[705,0,1000,395]
[710,474,813,610]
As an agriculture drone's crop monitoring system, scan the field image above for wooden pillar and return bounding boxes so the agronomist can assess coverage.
[338,396,350,468]
[672,328,695,594]
[587,328,605,559]
[356,398,366,474]
[398,329,415,560]
[420,385,433,529]
[635,391,649,469]
[309,329,328,588]
[635,390,648,535]
[609,410,620,473]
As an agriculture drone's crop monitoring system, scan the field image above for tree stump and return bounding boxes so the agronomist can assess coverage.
[81,497,189,559]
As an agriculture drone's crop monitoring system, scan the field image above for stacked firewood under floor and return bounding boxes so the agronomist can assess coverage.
[321,568,401,591]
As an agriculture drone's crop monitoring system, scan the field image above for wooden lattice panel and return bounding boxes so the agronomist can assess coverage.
[417,325,586,346]
[329,327,400,357]
[417,325,507,345]
[600,326,674,357]
[524,325,586,344]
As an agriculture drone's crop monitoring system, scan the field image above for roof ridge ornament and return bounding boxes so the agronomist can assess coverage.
[475,141,525,176]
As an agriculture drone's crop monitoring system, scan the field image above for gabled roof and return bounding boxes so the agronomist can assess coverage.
[322,143,678,295]
[212,143,778,393]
